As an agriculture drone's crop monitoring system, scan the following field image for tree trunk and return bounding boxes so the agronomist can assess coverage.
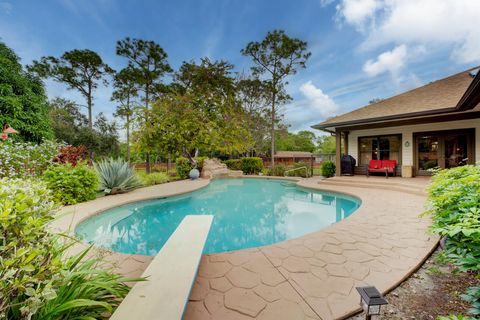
[126,114,131,163]
[145,85,150,174]
[270,92,276,168]
[87,83,93,130]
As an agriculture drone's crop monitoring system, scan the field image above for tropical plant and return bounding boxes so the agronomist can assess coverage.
[32,245,138,320]
[0,140,62,178]
[137,171,169,186]
[0,178,140,319]
[42,163,99,204]
[241,157,264,175]
[224,159,242,171]
[94,158,141,195]
[321,161,336,178]
[0,42,53,142]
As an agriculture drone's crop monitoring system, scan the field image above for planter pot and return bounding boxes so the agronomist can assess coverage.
[189,168,200,180]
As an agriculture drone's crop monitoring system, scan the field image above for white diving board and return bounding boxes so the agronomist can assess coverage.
[111,215,213,320]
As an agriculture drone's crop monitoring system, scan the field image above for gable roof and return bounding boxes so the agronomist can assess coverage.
[313,66,480,131]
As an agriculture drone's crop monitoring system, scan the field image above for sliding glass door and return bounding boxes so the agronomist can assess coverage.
[415,129,474,175]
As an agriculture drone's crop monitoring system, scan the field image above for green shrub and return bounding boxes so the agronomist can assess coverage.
[42,163,99,205]
[321,161,336,178]
[461,286,480,317]
[426,165,480,318]
[241,157,264,175]
[426,165,480,271]
[137,171,169,186]
[94,158,141,195]
[287,162,311,177]
[224,159,242,171]
[269,164,286,176]
[0,178,139,319]
[175,156,208,179]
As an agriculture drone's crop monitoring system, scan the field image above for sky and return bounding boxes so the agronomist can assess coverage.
[1,0,480,135]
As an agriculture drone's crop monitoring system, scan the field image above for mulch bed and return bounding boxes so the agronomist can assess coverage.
[349,248,480,320]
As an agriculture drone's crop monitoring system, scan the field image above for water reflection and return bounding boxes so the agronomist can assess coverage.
[76,179,360,255]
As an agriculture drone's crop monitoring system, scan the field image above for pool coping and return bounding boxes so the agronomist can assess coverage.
[50,175,439,320]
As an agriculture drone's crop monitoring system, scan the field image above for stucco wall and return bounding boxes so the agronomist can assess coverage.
[347,119,480,166]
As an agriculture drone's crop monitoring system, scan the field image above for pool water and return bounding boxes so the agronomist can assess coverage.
[76,179,360,255]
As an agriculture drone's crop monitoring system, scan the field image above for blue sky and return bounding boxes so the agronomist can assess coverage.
[1,0,479,134]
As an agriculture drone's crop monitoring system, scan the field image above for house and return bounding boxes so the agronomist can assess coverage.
[265,151,313,166]
[312,66,480,177]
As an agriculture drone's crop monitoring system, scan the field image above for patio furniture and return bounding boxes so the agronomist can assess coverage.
[367,160,397,178]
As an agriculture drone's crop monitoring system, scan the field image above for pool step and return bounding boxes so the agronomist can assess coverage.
[320,179,426,196]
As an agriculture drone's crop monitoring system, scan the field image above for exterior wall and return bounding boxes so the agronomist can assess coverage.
[347,118,480,167]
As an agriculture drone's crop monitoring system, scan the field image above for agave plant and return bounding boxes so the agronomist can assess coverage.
[94,158,141,195]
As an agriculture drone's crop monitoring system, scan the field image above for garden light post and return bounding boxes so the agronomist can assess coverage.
[356,286,388,320]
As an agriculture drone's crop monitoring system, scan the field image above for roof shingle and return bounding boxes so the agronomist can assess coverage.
[313,66,479,129]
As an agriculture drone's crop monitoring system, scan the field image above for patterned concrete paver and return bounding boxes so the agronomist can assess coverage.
[184,176,438,320]
[51,176,438,320]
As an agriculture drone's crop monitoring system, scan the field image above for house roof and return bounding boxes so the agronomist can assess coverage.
[274,151,312,158]
[313,66,480,131]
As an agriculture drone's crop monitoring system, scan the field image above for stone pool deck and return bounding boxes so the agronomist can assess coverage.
[50,176,438,320]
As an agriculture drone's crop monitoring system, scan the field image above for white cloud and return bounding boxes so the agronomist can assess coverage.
[336,0,382,31]
[337,0,480,64]
[363,44,407,77]
[285,81,339,131]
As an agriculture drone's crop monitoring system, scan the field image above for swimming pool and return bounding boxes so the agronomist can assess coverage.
[76,178,360,255]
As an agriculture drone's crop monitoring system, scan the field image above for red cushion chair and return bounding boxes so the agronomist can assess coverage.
[367,159,397,178]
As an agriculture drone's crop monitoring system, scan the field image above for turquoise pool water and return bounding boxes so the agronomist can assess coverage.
[76,179,360,255]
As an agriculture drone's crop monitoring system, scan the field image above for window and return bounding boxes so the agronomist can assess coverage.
[358,135,401,165]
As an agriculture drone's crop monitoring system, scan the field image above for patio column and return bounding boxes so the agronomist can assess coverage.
[343,131,349,155]
[335,129,341,176]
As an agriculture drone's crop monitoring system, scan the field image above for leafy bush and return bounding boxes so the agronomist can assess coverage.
[94,158,141,195]
[0,178,139,319]
[0,178,59,318]
[287,162,311,177]
[0,140,62,178]
[321,161,336,178]
[52,145,88,166]
[461,286,480,317]
[175,156,208,179]
[268,164,286,176]
[137,171,169,186]
[241,157,264,175]
[426,165,480,318]
[426,165,480,271]
[224,159,242,171]
[42,163,99,204]
[437,315,478,320]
